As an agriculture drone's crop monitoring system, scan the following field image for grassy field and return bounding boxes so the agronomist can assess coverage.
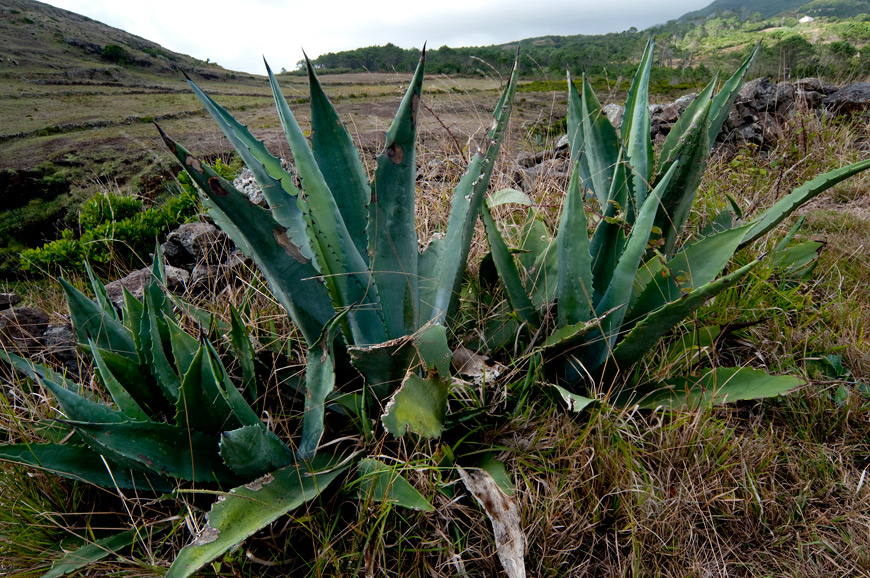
[2,98,870,576]
[2,2,870,577]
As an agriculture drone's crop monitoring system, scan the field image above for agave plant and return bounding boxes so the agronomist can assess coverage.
[481,38,870,409]
[157,48,519,445]
[0,257,443,577]
[0,49,520,577]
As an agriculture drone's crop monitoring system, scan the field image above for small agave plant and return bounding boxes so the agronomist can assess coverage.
[0,49,520,577]
[481,38,870,409]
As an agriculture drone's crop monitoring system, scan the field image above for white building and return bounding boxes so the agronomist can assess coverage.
[799,16,815,23]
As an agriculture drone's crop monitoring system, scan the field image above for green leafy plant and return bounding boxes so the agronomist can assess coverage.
[157,48,518,445]
[481,38,870,409]
[21,181,202,276]
[0,48,520,577]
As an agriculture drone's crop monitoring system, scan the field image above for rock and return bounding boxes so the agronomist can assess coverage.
[603,103,624,129]
[0,293,21,310]
[232,159,293,207]
[41,324,79,375]
[162,222,229,268]
[555,134,570,150]
[793,77,838,96]
[232,168,268,207]
[516,158,570,192]
[824,83,870,114]
[104,266,190,308]
[0,307,50,355]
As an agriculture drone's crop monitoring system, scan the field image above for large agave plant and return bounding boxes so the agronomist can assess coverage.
[0,49,520,577]
[482,38,870,409]
[158,49,518,444]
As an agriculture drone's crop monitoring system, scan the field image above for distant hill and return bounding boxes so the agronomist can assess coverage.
[0,0,251,84]
[678,0,809,21]
[679,0,870,21]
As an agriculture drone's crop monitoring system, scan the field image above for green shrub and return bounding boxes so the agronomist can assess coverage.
[21,179,203,276]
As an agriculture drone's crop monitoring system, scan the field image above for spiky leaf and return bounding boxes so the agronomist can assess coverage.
[219,425,293,478]
[357,458,434,511]
[166,455,348,578]
[382,373,448,439]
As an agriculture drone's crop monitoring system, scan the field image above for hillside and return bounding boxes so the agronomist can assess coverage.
[678,0,809,21]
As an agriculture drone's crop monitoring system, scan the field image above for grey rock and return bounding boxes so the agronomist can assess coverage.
[517,158,570,192]
[555,134,570,150]
[232,159,293,208]
[824,83,870,114]
[0,307,50,355]
[104,266,189,308]
[162,222,229,268]
[42,324,78,373]
[793,77,838,96]
[603,104,624,129]
[0,293,21,310]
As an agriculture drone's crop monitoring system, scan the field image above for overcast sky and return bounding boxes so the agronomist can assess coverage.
[42,0,711,74]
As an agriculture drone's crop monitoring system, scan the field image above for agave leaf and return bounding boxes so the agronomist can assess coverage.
[72,421,240,484]
[540,306,621,354]
[367,54,425,339]
[0,349,73,388]
[415,324,451,377]
[349,334,418,400]
[629,223,751,322]
[621,34,655,215]
[772,240,823,279]
[519,210,558,308]
[40,529,141,578]
[652,97,712,256]
[121,287,144,361]
[420,52,519,325]
[228,307,258,403]
[556,162,595,327]
[157,127,334,347]
[588,161,680,370]
[297,314,344,460]
[175,345,236,435]
[165,316,200,379]
[481,201,540,328]
[382,372,448,439]
[486,188,532,208]
[184,75,310,252]
[139,291,180,403]
[203,340,262,429]
[83,261,117,321]
[165,455,349,578]
[89,339,149,421]
[589,151,629,303]
[708,42,760,145]
[219,425,293,479]
[96,347,162,416]
[306,55,371,260]
[0,443,175,492]
[552,384,596,413]
[60,278,136,359]
[611,259,760,372]
[146,248,175,319]
[4,353,127,424]
[268,63,386,348]
[627,366,802,409]
[657,77,716,175]
[740,158,870,248]
[357,458,434,511]
[568,72,619,207]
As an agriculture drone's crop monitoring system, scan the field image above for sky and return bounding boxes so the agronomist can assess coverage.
[42,0,712,74]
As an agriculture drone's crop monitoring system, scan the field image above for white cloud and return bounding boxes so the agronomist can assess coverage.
[42,0,709,73]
